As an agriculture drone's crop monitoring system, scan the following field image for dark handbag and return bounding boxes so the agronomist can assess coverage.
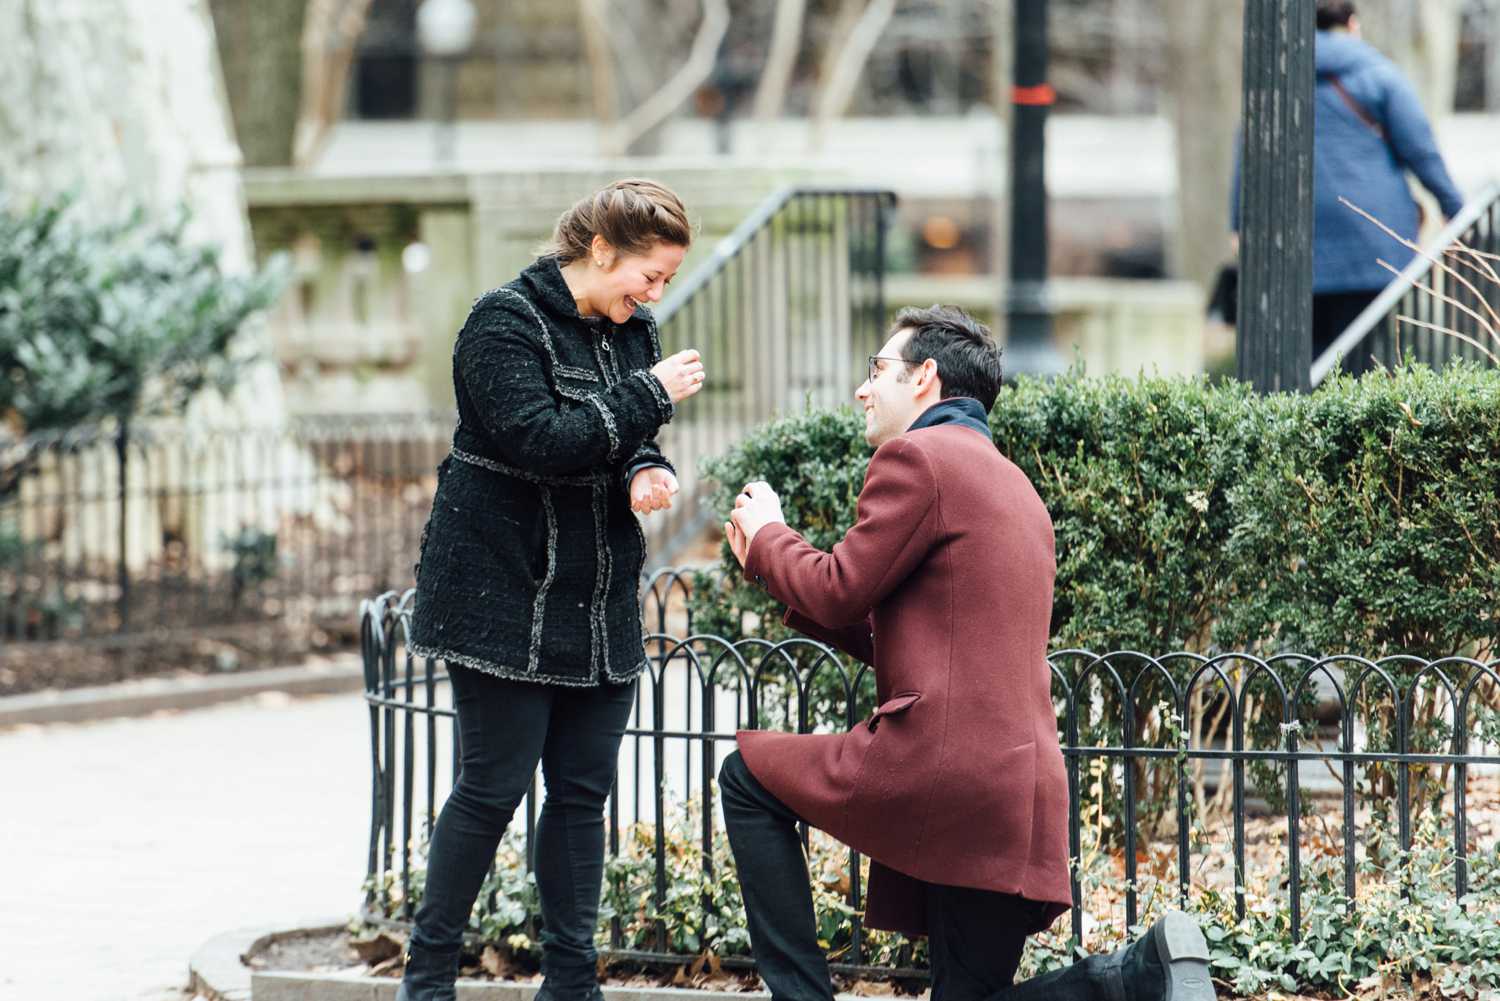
[1206,261,1238,326]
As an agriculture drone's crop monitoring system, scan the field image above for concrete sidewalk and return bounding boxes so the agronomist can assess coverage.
[0,691,371,1000]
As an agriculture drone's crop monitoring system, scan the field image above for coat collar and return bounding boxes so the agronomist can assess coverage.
[517,255,650,328]
[906,397,991,439]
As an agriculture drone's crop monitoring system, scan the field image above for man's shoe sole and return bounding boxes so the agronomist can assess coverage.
[1153,911,1215,1001]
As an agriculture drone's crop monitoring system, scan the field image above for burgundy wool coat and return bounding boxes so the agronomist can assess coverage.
[738,419,1072,938]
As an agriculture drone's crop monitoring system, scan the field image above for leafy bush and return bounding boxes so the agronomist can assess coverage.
[371,795,1500,997]
[0,193,285,441]
[376,798,925,969]
[694,364,1500,662]
[1218,363,1500,659]
[224,528,279,605]
[690,365,1500,842]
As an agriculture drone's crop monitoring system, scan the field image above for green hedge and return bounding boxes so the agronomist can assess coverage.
[693,364,1500,661]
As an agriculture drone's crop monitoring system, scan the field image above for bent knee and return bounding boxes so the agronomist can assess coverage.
[717,750,750,798]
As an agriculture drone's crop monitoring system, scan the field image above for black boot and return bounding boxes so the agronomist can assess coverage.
[1121,911,1215,1001]
[533,959,604,1001]
[395,942,460,1001]
[534,983,605,1001]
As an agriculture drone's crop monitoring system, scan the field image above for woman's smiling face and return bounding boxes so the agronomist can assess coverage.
[595,241,686,323]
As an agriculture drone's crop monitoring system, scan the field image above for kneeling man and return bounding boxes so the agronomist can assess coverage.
[720,306,1215,1001]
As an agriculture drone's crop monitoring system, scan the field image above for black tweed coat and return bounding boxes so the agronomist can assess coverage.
[408,257,676,686]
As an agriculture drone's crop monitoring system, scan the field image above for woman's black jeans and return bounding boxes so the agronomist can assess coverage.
[410,665,637,995]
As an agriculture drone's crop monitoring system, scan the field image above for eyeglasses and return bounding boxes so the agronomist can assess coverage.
[867,354,914,383]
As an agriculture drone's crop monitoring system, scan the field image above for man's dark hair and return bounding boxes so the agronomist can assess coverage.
[891,304,1004,412]
[1316,0,1356,29]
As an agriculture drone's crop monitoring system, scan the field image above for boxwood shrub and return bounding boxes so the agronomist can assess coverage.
[692,364,1500,663]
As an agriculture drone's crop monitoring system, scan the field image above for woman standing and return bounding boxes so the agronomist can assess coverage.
[398,179,705,1001]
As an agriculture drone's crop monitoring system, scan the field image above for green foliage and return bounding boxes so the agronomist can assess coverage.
[0,192,286,438]
[690,407,871,643]
[992,369,1266,653]
[378,797,925,969]
[1218,364,1500,659]
[1190,815,1500,998]
[373,797,1500,997]
[693,365,1500,663]
[224,528,279,604]
[0,519,31,569]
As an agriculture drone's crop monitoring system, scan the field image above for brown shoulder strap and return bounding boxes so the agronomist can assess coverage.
[1329,76,1385,139]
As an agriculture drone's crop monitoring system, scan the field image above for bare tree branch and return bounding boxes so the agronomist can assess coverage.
[752,0,807,120]
[603,0,730,156]
[292,0,375,169]
[578,0,617,125]
[811,0,897,148]
[1342,196,1500,337]
[1396,316,1500,366]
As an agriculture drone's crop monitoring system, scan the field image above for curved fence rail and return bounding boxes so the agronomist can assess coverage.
[0,413,453,648]
[361,570,1500,973]
[1314,180,1500,385]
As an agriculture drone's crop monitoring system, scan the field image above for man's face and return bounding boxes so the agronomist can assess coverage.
[855,328,922,448]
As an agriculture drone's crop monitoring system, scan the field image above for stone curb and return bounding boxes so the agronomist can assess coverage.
[0,656,363,729]
[196,922,879,1001]
[249,972,808,1001]
[191,920,356,1001]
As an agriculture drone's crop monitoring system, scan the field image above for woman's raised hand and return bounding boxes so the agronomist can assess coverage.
[650,349,705,404]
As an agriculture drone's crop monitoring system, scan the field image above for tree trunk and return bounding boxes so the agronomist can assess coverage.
[578,0,619,125]
[1351,0,1462,117]
[0,0,323,574]
[811,0,898,148]
[1162,0,1245,293]
[603,0,731,156]
[0,0,245,259]
[990,0,1013,289]
[752,0,807,120]
[292,0,375,168]
[208,0,308,167]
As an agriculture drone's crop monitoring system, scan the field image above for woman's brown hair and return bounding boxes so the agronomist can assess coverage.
[546,178,693,264]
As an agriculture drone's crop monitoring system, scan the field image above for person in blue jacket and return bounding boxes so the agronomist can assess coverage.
[1231,0,1465,372]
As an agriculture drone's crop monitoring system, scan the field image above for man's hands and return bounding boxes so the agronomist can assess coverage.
[629,467,679,514]
[724,481,785,568]
[650,349,705,404]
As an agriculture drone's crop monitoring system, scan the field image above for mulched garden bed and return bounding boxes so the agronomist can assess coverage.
[245,925,924,996]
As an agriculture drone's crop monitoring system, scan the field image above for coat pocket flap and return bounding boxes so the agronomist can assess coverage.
[867,692,921,731]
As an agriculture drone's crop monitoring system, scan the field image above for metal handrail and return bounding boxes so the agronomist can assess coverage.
[1312,179,1500,386]
[655,185,898,324]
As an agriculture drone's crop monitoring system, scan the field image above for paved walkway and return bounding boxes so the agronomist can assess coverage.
[0,691,370,1000]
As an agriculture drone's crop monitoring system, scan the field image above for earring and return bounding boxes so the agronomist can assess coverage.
[594,258,604,268]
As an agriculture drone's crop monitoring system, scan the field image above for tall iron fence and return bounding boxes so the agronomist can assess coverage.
[360,572,1500,971]
[0,413,452,646]
[1313,180,1500,386]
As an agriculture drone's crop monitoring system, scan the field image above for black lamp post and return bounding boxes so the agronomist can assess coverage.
[1236,0,1316,391]
[1004,0,1064,377]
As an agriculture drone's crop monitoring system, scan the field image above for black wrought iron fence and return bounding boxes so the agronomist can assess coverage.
[0,413,453,646]
[360,571,1500,971]
[1313,180,1500,385]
